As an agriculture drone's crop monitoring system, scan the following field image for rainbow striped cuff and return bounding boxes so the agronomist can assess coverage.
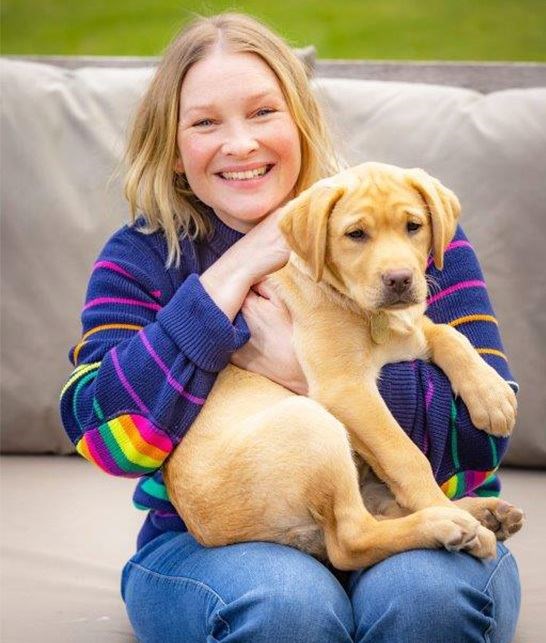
[440,468,498,499]
[76,413,173,477]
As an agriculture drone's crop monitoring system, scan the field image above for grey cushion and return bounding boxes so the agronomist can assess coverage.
[1,60,150,454]
[1,455,543,642]
[1,60,544,466]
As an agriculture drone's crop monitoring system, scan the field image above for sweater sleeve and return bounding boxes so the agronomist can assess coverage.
[59,225,250,478]
[377,225,518,499]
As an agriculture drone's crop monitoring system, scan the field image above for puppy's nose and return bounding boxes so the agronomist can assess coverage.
[381,270,413,295]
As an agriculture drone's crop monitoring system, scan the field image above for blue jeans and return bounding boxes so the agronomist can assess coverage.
[121,532,520,642]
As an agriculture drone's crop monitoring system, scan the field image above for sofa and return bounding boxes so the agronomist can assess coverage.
[1,53,545,642]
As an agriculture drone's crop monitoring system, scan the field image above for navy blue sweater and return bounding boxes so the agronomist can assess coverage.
[60,210,517,549]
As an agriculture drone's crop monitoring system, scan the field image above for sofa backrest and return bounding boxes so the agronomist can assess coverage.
[1,56,545,467]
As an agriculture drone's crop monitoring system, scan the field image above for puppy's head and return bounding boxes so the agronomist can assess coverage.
[279,162,460,312]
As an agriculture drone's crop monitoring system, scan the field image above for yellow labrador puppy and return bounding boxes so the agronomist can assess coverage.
[164,162,523,570]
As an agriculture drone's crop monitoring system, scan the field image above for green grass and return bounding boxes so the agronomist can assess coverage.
[2,0,546,61]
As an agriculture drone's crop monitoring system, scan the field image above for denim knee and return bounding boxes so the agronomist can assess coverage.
[212,551,355,642]
[348,545,520,643]
[122,533,355,642]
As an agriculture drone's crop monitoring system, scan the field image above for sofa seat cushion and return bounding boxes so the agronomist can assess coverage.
[1,455,543,641]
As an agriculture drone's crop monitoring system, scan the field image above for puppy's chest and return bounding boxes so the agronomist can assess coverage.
[273,267,431,373]
[368,321,430,373]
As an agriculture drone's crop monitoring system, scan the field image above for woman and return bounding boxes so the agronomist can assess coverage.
[60,12,521,642]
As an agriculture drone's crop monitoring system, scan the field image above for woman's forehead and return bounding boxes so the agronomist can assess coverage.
[179,51,283,110]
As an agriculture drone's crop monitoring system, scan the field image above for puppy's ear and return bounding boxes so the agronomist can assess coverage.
[278,183,346,281]
[406,169,461,270]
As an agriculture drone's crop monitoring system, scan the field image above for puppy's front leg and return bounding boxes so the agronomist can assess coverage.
[422,318,517,437]
[311,375,451,513]
[292,313,450,514]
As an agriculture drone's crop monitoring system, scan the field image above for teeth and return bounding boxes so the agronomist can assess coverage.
[221,166,269,181]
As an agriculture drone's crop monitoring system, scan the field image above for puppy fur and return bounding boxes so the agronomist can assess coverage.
[164,162,523,570]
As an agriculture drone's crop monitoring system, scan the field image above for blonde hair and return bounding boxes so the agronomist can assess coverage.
[124,12,340,266]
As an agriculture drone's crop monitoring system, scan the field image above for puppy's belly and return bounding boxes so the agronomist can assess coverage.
[164,365,398,559]
[164,365,327,556]
[197,364,296,428]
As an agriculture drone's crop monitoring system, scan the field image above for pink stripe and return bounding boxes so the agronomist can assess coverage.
[94,260,136,281]
[427,240,473,269]
[425,375,434,410]
[154,511,180,518]
[111,347,150,414]
[427,280,486,306]
[467,470,479,492]
[139,332,206,406]
[131,414,173,453]
[84,434,126,476]
[93,262,160,301]
[83,297,161,312]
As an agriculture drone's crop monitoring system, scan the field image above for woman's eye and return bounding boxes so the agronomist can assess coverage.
[346,229,367,241]
[193,118,214,128]
[255,107,276,117]
[407,221,422,234]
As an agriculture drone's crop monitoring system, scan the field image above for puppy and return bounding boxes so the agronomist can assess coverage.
[164,162,523,570]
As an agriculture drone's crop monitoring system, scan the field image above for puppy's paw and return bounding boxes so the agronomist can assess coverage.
[464,525,498,559]
[419,506,495,559]
[458,367,517,437]
[457,497,525,541]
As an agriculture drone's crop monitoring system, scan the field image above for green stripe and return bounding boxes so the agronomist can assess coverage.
[72,371,98,431]
[474,471,500,497]
[473,487,500,498]
[455,472,464,499]
[488,436,498,467]
[97,420,152,475]
[141,477,170,501]
[93,398,105,422]
[450,400,461,469]
[60,362,100,399]
[133,502,148,511]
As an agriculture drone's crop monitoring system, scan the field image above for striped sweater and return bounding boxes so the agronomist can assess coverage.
[59,211,518,549]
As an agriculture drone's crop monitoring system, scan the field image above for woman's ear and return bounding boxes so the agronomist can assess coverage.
[278,182,346,282]
[406,169,461,270]
[174,158,184,174]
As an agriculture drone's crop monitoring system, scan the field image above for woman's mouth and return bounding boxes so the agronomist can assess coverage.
[218,164,273,181]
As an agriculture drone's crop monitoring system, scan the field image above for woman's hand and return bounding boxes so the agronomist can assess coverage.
[234,207,291,284]
[200,208,290,321]
[231,279,308,395]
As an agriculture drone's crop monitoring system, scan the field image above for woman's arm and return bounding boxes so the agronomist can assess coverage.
[377,225,518,498]
[200,207,290,320]
[59,225,250,478]
[60,210,292,478]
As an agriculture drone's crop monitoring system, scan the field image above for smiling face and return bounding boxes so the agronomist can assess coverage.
[176,48,302,233]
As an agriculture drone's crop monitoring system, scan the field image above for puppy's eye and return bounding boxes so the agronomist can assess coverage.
[407,221,422,234]
[346,229,367,241]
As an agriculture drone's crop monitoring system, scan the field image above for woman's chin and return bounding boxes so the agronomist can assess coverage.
[214,205,278,232]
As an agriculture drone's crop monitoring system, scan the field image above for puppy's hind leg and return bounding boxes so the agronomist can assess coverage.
[454,496,525,541]
[292,404,497,569]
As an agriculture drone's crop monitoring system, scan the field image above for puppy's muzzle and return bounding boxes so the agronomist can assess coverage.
[382,270,413,294]
[380,270,417,307]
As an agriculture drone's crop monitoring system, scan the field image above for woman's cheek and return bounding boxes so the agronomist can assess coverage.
[179,138,197,174]
[275,122,302,183]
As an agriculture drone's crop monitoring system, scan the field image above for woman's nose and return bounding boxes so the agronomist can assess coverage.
[221,123,259,157]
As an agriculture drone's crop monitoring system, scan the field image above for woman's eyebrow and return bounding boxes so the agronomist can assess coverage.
[182,90,282,115]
